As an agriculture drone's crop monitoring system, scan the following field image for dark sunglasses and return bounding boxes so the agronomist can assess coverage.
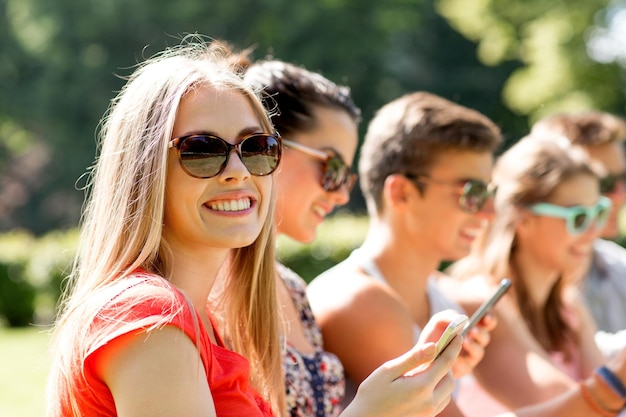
[529,196,612,235]
[599,171,626,194]
[283,139,356,192]
[407,174,496,213]
[168,132,281,178]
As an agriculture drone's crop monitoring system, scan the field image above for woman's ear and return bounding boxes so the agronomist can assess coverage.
[514,209,533,240]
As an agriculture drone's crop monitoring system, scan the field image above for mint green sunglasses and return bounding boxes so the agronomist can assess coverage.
[529,196,612,235]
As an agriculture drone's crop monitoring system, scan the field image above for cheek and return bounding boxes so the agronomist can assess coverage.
[276,158,322,199]
[162,156,201,233]
[533,219,574,252]
[163,179,191,235]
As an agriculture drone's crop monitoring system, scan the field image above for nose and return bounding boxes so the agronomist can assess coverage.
[219,149,251,182]
[328,183,351,206]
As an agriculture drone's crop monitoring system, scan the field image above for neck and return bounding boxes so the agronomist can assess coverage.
[167,245,230,313]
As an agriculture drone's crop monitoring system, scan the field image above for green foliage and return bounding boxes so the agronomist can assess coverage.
[0,231,35,326]
[436,0,625,123]
[0,260,34,327]
[277,212,368,283]
[0,229,77,326]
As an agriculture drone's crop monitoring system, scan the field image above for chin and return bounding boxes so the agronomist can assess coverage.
[294,232,316,244]
[225,228,266,248]
[279,223,317,244]
[447,247,471,262]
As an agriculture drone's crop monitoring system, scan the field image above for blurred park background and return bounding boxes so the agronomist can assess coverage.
[2,0,626,415]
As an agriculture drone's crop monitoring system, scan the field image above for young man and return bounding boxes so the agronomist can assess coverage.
[532,111,626,354]
[307,91,502,416]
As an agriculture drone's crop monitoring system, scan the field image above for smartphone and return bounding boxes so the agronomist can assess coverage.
[434,315,468,358]
[461,278,511,337]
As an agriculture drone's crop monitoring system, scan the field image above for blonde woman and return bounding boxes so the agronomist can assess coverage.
[46,38,463,417]
[45,39,285,416]
[445,136,626,417]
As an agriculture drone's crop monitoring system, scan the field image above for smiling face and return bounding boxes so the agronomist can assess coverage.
[274,105,358,243]
[408,150,495,262]
[163,85,273,254]
[516,173,602,273]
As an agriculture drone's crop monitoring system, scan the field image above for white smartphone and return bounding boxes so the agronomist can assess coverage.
[461,278,511,337]
[434,315,468,358]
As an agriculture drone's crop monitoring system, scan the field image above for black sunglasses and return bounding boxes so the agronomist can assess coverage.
[599,171,626,194]
[407,174,496,213]
[168,132,281,178]
[283,139,356,192]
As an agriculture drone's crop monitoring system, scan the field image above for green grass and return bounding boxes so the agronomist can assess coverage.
[0,326,51,417]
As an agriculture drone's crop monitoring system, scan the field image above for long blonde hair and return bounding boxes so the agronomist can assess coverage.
[46,38,284,415]
[450,135,598,355]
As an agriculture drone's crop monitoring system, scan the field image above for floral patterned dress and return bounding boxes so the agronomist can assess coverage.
[278,264,345,417]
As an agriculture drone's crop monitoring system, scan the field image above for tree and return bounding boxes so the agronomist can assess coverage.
[436,0,626,123]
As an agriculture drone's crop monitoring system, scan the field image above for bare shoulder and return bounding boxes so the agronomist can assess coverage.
[307,261,410,327]
[307,261,417,383]
[99,326,215,416]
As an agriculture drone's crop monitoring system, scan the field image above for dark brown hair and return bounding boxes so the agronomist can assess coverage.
[242,60,361,137]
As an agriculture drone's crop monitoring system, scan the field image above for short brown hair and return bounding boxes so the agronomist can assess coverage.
[359,91,502,214]
[532,111,626,147]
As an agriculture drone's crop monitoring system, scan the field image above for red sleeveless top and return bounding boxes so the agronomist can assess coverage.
[59,272,274,417]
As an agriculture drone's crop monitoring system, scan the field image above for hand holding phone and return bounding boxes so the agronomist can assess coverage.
[461,278,511,337]
[409,313,468,375]
[434,315,468,358]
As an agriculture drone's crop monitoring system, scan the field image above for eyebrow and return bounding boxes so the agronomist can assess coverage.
[179,126,265,141]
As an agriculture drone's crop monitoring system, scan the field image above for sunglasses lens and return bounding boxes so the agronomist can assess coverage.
[322,155,351,191]
[571,211,588,233]
[461,182,488,212]
[240,134,281,176]
[178,136,229,178]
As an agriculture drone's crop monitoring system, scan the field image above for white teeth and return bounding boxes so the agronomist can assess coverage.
[312,205,326,217]
[209,198,251,212]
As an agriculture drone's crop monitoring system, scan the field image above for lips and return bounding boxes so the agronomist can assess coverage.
[207,197,252,212]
